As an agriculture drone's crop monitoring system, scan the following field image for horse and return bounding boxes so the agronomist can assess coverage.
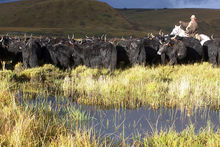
[170,25,210,45]
[170,25,189,37]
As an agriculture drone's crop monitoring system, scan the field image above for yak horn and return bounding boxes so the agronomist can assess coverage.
[150,33,155,38]
[0,37,3,42]
[101,34,104,40]
[24,33,27,41]
[159,40,163,44]
[68,35,70,40]
[69,40,74,45]
[211,34,214,40]
[72,34,75,40]
[171,35,177,40]
[159,30,164,36]
[104,34,107,42]
[159,30,162,35]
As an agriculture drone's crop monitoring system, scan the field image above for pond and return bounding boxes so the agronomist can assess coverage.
[17,94,220,142]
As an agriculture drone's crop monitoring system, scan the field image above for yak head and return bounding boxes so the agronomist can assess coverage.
[0,36,10,49]
[157,40,173,55]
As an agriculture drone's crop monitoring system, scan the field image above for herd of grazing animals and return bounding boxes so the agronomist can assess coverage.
[0,33,220,71]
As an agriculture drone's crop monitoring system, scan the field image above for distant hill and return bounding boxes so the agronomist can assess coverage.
[0,0,137,36]
[119,8,220,37]
[0,0,220,37]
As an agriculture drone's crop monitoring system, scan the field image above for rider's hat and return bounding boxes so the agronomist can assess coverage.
[190,15,196,19]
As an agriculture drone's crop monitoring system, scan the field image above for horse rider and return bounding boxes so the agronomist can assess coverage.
[179,15,198,37]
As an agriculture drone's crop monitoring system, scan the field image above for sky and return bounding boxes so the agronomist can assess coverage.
[0,0,20,3]
[99,0,220,9]
[1,0,220,8]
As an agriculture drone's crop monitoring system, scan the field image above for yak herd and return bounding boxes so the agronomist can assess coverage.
[0,33,219,71]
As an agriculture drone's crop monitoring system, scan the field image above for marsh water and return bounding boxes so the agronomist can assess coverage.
[18,95,220,141]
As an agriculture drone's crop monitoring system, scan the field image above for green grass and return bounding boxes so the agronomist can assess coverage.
[1,62,219,110]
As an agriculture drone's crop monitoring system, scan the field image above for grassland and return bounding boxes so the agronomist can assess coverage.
[0,63,220,146]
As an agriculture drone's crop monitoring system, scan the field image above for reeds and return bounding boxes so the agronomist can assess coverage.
[0,77,219,146]
[67,62,220,109]
[0,62,219,109]
[144,125,220,147]
[0,84,94,146]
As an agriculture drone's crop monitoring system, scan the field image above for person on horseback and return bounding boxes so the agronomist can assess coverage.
[179,15,198,37]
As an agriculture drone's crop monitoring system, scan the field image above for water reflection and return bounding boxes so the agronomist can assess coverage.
[17,95,220,140]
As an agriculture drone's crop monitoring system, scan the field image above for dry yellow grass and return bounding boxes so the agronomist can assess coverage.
[0,63,220,146]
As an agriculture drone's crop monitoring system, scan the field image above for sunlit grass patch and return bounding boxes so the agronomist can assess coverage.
[144,124,220,147]
[64,63,220,109]
[0,62,219,109]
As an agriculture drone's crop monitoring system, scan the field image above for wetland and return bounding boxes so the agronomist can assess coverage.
[1,63,220,146]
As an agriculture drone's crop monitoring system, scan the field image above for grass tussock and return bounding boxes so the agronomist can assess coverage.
[67,62,220,109]
[144,125,220,147]
[0,81,96,146]
[0,99,98,146]
[0,62,220,109]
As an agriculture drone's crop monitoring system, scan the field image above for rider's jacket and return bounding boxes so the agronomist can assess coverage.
[179,20,198,37]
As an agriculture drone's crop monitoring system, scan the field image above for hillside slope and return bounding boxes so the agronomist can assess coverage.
[119,8,220,37]
[0,0,134,32]
[1,0,220,37]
